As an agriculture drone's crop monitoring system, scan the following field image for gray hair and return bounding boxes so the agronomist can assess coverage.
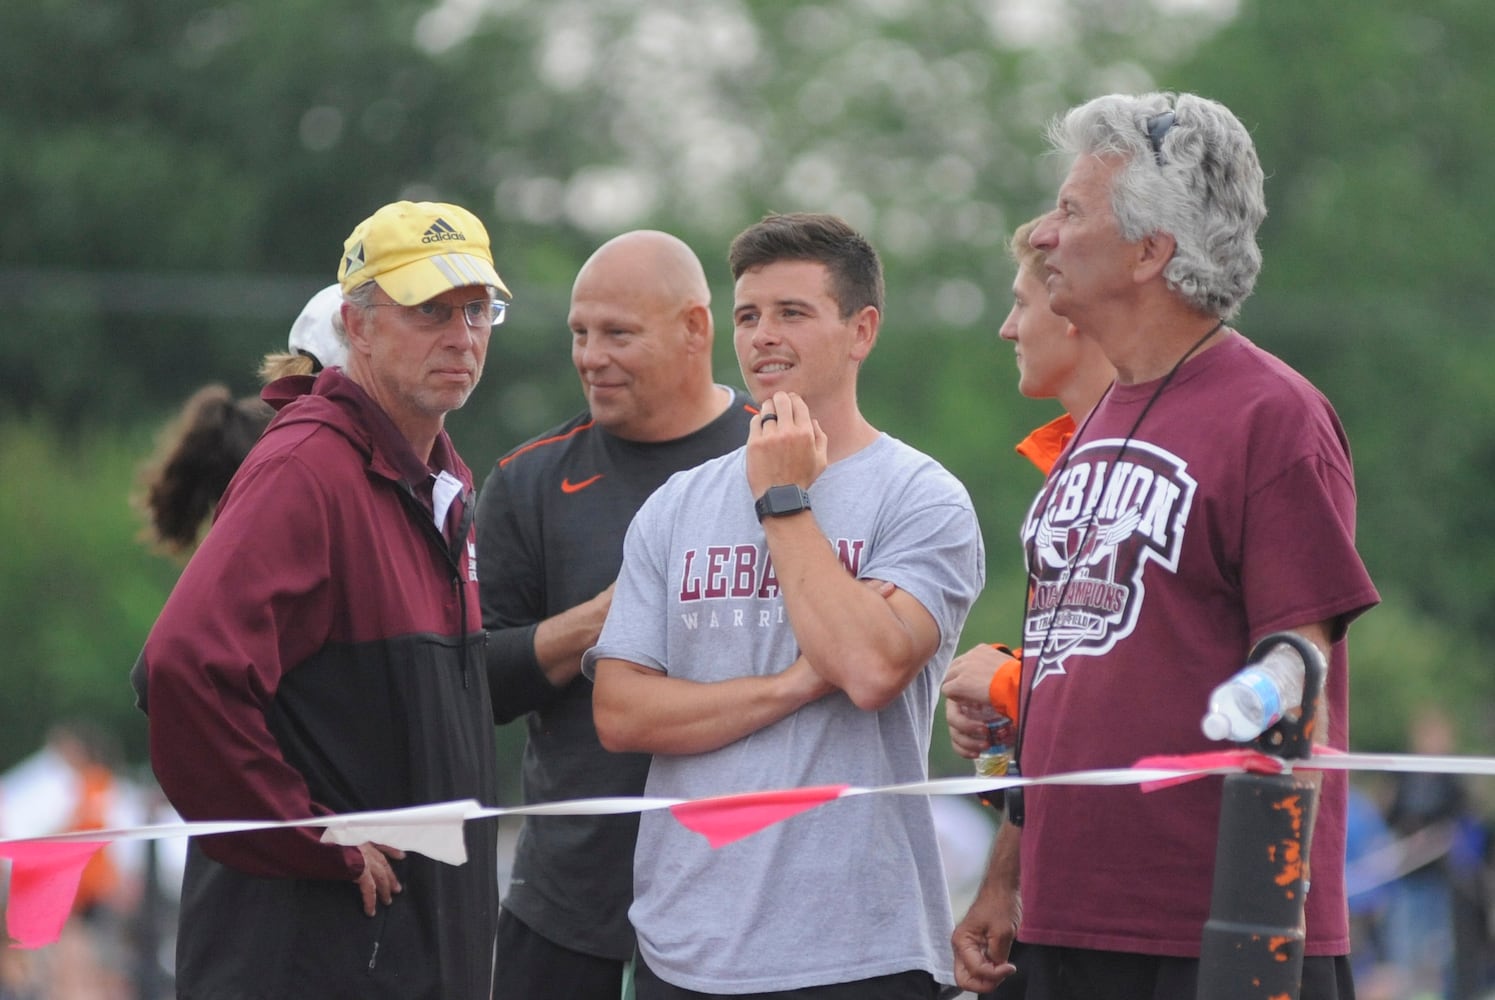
[1046,92,1266,319]
[344,280,378,311]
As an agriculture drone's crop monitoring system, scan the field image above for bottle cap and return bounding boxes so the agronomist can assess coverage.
[1201,712,1231,742]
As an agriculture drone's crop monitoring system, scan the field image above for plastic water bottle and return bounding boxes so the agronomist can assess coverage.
[974,705,1015,777]
[1201,644,1305,742]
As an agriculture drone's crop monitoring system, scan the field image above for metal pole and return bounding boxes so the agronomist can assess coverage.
[1196,632,1326,1000]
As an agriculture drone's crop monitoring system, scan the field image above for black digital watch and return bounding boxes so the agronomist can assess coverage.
[754,484,812,522]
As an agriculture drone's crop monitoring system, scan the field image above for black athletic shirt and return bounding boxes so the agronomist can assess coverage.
[476,387,755,959]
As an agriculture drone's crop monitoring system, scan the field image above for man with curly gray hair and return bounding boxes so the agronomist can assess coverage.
[952,93,1378,1000]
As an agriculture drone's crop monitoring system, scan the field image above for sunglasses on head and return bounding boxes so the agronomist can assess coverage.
[1145,110,1176,167]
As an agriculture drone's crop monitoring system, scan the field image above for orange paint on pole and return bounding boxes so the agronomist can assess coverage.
[1271,795,1306,887]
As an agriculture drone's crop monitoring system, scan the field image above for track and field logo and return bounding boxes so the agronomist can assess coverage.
[342,242,366,278]
[1021,438,1196,687]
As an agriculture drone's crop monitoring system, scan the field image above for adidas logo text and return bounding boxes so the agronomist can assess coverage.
[422,218,468,244]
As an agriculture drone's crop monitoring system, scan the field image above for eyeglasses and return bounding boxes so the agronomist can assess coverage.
[367,297,509,329]
[1145,110,1176,167]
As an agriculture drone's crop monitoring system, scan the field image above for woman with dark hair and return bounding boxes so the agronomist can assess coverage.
[135,384,273,555]
[134,285,346,554]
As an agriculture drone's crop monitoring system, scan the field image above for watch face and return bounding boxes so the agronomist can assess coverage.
[757,484,810,520]
[767,485,800,510]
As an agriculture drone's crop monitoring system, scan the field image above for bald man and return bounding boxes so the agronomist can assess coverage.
[476,230,756,999]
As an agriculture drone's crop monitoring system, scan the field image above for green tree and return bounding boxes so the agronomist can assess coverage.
[0,422,176,766]
[1171,0,1495,748]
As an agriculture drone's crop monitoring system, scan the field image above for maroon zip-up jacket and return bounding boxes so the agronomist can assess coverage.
[133,368,499,999]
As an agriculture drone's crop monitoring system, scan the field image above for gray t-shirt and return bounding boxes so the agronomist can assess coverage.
[584,433,984,992]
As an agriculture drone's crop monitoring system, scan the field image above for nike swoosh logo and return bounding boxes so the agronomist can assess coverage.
[561,474,605,494]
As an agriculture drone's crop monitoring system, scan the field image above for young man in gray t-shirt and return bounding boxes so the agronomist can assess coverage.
[586,213,984,998]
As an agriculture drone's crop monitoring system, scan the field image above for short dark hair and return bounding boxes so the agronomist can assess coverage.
[728,213,884,319]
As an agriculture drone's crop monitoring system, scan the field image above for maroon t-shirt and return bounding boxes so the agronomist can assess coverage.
[1015,332,1379,956]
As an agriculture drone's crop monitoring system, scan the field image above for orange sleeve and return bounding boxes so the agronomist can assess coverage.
[987,645,1022,724]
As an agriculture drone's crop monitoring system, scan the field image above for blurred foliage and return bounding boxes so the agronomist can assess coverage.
[1,0,1492,795]
[0,423,170,766]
